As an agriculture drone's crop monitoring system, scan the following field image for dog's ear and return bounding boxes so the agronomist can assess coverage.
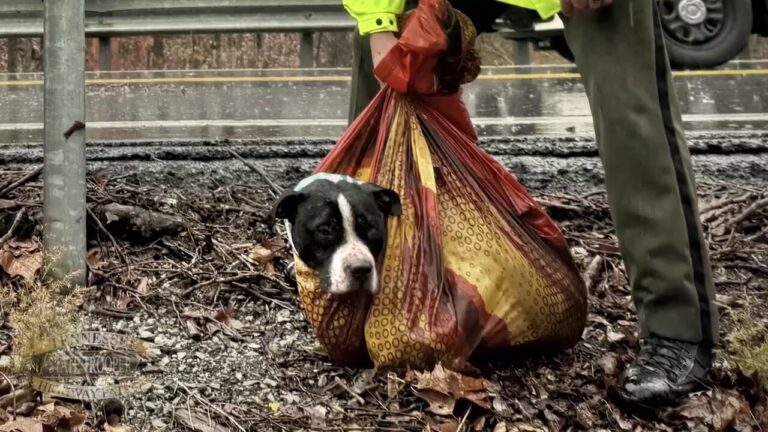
[363,184,401,217]
[269,190,305,226]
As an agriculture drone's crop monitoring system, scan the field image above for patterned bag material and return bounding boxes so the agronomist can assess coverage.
[293,0,587,370]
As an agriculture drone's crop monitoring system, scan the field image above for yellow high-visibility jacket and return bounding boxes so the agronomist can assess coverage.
[496,0,561,19]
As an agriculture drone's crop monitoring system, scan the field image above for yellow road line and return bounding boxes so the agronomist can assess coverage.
[0,68,766,87]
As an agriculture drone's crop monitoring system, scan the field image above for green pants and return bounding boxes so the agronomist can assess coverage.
[348,1,718,346]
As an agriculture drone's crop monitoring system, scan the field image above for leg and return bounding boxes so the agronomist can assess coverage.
[348,32,380,124]
[347,0,422,124]
[562,1,718,409]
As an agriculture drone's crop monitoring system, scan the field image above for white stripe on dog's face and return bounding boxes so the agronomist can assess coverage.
[327,194,378,295]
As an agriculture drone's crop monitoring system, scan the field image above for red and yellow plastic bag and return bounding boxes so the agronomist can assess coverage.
[294,0,587,370]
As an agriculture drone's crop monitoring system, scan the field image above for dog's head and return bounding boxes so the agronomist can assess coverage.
[271,174,401,296]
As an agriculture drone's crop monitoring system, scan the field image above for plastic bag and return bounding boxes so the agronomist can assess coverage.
[293,0,587,370]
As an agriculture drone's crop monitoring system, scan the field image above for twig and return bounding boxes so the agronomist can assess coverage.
[178,382,247,432]
[583,255,605,292]
[182,273,267,297]
[457,405,472,432]
[0,372,16,419]
[231,282,295,311]
[745,225,768,242]
[710,248,768,259]
[700,192,753,215]
[87,207,128,265]
[334,377,366,405]
[0,208,25,245]
[90,308,136,319]
[719,262,768,275]
[579,190,604,200]
[227,149,283,197]
[536,199,583,213]
[0,166,42,198]
[720,196,768,232]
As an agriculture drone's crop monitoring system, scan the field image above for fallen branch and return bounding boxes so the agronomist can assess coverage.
[0,208,25,246]
[0,388,34,409]
[0,166,42,198]
[91,203,185,240]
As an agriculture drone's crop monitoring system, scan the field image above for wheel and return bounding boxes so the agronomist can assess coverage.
[659,0,753,69]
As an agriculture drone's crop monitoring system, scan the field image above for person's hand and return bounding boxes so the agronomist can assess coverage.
[560,0,613,17]
[343,0,405,35]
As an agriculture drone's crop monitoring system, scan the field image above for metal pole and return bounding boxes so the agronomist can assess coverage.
[99,36,111,71]
[513,40,530,66]
[299,32,314,68]
[43,0,87,291]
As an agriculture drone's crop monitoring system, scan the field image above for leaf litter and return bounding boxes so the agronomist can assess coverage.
[0,168,766,431]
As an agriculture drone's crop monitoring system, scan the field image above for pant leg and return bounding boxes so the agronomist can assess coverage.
[562,2,718,346]
[347,0,420,124]
[348,32,379,124]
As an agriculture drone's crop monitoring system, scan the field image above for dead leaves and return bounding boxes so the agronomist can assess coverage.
[407,364,492,416]
[0,402,87,432]
[667,388,755,432]
[183,306,244,340]
[0,417,52,432]
[0,239,43,282]
[247,237,288,276]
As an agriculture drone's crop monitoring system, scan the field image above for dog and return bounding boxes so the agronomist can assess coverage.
[270,173,401,296]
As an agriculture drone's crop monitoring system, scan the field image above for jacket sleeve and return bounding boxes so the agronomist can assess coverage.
[494,0,561,19]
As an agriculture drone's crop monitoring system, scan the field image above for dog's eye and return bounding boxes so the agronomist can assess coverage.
[316,225,333,238]
[355,215,370,230]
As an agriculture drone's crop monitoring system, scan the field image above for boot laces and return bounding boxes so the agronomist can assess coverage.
[635,338,694,380]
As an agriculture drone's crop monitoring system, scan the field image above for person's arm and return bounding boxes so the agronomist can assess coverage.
[370,32,399,70]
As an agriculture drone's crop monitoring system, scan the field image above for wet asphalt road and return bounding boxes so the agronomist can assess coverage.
[0,62,767,194]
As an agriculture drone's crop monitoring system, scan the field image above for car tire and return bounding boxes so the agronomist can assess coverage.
[660,0,752,69]
[548,0,752,69]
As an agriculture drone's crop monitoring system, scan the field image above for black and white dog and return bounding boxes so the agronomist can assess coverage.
[270,173,401,295]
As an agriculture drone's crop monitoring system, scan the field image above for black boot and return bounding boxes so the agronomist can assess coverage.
[611,337,713,413]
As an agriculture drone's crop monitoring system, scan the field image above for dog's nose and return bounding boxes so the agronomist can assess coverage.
[349,262,372,281]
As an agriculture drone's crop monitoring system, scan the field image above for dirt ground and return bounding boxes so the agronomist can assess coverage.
[0,162,767,432]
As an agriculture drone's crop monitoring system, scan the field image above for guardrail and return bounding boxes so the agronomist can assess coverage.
[0,0,533,287]
[0,0,356,69]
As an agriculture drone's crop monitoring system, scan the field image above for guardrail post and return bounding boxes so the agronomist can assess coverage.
[99,36,111,70]
[43,0,87,291]
[513,40,530,66]
[299,32,314,68]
